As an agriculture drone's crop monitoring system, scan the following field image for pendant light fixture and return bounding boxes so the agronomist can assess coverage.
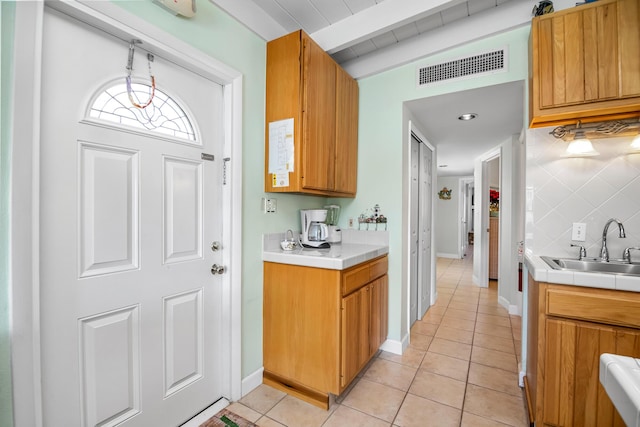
[631,134,640,152]
[549,118,640,157]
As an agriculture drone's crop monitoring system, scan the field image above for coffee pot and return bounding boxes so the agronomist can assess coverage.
[300,209,330,248]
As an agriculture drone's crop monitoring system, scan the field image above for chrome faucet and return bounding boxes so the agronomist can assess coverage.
[623,247,640,263]
[600,218,626,262]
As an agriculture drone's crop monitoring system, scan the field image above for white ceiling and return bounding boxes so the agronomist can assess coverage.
[210,0,532,176]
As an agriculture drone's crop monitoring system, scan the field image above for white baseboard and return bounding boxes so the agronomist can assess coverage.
[508,304,521,316]
[379,335,407,355]
[437,252,460,259]
[498,295,521,316]
[519,370,526,388]
[241,367,264,398]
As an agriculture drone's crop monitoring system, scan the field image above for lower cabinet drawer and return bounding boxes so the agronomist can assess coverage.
[342,255,387,296]
[546,287,640,329]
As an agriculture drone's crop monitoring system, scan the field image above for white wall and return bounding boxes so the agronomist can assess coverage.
[436,176,461,258]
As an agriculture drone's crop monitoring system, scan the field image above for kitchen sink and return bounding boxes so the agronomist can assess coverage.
[541,256,640,276]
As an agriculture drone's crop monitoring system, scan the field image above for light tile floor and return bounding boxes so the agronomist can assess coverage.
[228,255,528,426]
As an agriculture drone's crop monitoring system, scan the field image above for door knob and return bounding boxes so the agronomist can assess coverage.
[211,264,226,275]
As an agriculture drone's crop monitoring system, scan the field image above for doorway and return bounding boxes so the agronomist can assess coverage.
[472,148,501,288]
[460,178,474,257]
[487,157,500,283]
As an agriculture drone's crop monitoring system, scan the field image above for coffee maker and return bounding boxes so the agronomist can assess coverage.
[300,209,330,248]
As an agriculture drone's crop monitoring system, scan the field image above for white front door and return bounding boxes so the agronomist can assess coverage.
[39,9,225,426]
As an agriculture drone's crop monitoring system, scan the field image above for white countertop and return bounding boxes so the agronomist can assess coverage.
[600,353,640,427]
[262,230,389,270]
[525,253,640,292]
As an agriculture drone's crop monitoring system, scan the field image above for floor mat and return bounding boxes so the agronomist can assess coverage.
[198,408,257,427]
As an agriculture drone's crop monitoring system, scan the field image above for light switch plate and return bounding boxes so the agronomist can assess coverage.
[572,222,587,241]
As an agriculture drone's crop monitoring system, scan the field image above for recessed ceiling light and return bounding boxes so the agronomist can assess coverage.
[439,164,448,168]
[458,113,478,121]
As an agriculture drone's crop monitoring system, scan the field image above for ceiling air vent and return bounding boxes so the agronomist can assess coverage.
[417,47,507,87]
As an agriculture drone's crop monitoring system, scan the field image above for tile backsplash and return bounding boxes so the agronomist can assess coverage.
[526,127,640,262]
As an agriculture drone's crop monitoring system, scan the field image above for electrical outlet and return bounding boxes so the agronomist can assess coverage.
[262,198,276,213]
[348,218,354,228]
[572,222,586,241]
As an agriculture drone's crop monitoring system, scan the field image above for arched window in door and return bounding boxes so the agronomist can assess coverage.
[87,80,198,143]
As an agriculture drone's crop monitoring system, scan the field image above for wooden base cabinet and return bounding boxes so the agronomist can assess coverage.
[263,256,388,409]
[526,276,640,426]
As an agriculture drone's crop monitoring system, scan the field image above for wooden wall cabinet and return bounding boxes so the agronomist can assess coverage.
[265,30,358,197]
[525,277,640,426]
[263,256,388,409]
[529,0,640,127]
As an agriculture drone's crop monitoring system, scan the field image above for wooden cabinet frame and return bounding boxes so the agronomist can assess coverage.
[529,0,640,127]
[525,277,640,425]
[265,30,358,197]
[263,256,388,409]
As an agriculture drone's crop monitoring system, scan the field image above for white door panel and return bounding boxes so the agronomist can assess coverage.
[410,140,419,325]
[419,143,432,319]
[78,142,140,277]
[79,306,141,427]
[40,9,224,426]
[163,289,203,397]
[163,156,203,264]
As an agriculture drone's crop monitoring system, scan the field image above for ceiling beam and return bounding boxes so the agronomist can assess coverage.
[341,0,532,79]
[311,0,467,53]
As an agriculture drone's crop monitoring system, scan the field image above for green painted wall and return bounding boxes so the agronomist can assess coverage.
[349,26,530,343]
[111,1,329,379]
[1,3,15,426]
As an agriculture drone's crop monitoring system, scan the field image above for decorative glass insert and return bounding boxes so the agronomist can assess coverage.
[89,82,197,142]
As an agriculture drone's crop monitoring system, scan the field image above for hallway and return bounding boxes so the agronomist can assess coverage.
[222,255,527,426]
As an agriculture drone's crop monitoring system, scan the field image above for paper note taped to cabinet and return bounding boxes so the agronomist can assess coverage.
[272,172,289,187]
[268,118,294,176]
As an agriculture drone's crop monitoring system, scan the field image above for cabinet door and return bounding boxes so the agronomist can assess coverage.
[619,0,640,98]
[301,35,336,192]
[335,66,358,195]
[543,318,639,426]
[341,286,370,388]
[536,1,619,109]
[369,275,388,356]
[529,0,640,127]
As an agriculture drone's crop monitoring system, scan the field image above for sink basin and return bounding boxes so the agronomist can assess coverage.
[600,353,640,427]
[541,256,640,276]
